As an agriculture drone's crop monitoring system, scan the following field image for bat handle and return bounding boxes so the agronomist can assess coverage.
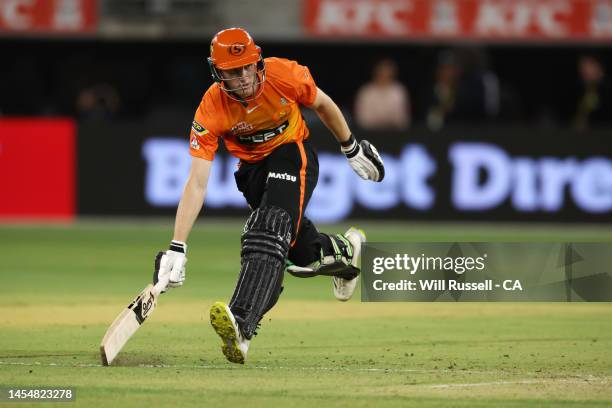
[153,276,170,296]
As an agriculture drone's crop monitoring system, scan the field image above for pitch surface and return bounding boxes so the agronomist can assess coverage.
[1,220,611,407]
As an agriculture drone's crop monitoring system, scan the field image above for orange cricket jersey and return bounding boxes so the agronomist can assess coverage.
[189,57,318,163]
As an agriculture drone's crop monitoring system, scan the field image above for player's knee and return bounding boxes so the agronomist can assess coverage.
[242,206,292,260]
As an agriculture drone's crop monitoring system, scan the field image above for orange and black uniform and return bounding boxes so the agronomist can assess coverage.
[189,57,327,266]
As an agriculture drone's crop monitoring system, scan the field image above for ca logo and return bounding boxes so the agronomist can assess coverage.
[230,43,245,56]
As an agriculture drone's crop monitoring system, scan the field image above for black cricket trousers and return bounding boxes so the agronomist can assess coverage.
[234,139,327,267]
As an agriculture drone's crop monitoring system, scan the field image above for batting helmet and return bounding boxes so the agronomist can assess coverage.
[209,27,261,70]
[207,28,266,102]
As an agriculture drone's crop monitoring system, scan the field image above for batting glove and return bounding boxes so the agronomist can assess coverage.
[153,240,187,291]
[341,134,385,182]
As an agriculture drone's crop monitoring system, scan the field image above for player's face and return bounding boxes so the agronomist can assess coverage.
[219,63,259,99]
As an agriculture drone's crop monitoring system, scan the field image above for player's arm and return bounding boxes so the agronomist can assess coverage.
[173,157,213,242]
[309,87,385,182]
[154,157,213,291]
[309,87,352,144]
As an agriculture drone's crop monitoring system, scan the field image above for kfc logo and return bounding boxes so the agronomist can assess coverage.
[305,0,612,42]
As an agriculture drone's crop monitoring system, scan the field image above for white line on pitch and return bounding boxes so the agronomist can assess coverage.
[427,378,610,388]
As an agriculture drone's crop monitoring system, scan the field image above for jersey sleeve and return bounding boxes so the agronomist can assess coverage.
[189,92,221,161]
[289,61,318,106]
[269,58,318,107]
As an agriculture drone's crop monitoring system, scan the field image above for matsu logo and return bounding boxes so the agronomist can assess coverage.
[268,172,297,182]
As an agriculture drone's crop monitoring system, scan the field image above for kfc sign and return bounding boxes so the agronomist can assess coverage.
[310,0,414,35]
[0,0,97,33]
[304,0,612,41]
[475,1,573,38]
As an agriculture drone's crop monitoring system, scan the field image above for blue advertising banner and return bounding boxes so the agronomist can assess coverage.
[78,122,612,222]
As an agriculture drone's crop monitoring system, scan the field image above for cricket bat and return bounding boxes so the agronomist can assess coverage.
[100,277,169,366]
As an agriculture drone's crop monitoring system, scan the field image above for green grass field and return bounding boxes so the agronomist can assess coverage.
[1,219,611,407]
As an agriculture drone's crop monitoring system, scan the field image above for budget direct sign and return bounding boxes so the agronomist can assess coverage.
[304,0,612,42]
[76,122,611,222]
[141,139,612,223]
[0,0,97,33]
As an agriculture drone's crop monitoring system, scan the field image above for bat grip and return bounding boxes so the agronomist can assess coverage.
[153,276,170,296]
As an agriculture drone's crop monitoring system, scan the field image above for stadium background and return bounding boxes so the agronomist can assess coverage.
[1,0,611,223]
[0,1,611,407]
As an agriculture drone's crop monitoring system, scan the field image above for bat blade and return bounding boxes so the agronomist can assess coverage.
[100,284,159,366]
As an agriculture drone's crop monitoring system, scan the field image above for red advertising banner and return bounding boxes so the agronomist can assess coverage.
[304,0,612,42]
[0,118,76,221]
[0,0,97,33]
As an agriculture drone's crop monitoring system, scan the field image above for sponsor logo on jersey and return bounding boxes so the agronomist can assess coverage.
[231,121,254,135]
[267,172,297,183]
[246,104,260,114]
[237,120,289,144]
[190,135,200,150]
[192,120,208,136]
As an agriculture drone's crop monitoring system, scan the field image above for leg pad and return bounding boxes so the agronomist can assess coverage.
[229,206,292,338]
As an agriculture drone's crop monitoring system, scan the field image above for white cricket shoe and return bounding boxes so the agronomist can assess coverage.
[333,227,366,301]
[209,301,250,364]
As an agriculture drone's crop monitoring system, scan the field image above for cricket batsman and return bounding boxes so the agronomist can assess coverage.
[153,28,385,364]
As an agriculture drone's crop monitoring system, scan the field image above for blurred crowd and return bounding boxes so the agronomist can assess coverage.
[354,49,611,132]
[0,41,610,132]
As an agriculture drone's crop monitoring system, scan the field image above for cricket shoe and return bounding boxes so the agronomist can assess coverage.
[333,227,366,302]
[209,301,250,364]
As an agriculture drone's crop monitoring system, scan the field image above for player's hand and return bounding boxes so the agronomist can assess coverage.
[153,240,187,291]
[341,135,385,182]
